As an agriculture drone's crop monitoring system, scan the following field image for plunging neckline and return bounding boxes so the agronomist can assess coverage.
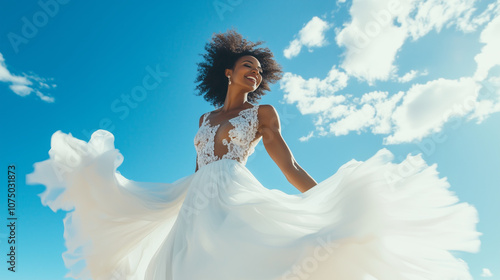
[204,105,257,129]
[194,104,261,167]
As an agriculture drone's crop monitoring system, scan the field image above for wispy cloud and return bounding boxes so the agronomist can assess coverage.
[394,69,429,83]
[0,52,55,102]
[284,16,332,59]
[481,268,493,277]
[299,131,314,142]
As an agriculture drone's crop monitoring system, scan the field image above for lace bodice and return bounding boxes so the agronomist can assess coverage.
[194,104,262,169]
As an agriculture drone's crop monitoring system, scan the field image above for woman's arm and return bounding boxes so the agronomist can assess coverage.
[258,105,317,193]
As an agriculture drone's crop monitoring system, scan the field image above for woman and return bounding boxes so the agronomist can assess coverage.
[27,29,480,280]
[192,30,317,192]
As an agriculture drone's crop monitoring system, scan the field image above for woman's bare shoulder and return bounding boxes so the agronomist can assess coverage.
[257,104,278,118]
[198,108,218,127]
[257,104,281,132]
[198,112,209,128]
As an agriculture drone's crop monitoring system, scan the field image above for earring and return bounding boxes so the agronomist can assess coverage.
[227,76,231,85]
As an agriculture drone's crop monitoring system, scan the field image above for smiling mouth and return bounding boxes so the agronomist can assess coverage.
[246,76,257,83]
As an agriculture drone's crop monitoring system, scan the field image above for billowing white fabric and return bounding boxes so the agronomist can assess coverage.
[27,107,481,280]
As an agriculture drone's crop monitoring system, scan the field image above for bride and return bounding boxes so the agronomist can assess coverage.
[27,29,481,280]
[193,34,316,192]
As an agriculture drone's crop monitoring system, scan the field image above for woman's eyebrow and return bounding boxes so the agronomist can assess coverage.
[242,60,263,71]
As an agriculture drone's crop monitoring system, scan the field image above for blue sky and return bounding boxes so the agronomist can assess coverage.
[1,0,499,279]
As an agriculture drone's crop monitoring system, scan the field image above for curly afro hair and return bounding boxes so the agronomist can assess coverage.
[194,28,283,108]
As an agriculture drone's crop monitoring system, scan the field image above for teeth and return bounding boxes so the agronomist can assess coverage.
[247,76,256,81]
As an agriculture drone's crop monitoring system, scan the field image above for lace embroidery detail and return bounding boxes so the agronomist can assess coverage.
[194,113,220,168]
[194,105,261,169]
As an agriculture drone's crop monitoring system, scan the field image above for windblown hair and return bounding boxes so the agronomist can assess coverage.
[194,28,283,107]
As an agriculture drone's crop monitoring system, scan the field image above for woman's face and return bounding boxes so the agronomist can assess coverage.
[227,55,263,92]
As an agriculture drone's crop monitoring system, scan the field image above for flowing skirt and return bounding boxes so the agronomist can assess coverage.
[26,129,481,280]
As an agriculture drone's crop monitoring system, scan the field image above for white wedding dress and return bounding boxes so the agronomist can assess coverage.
[27,104,481,280]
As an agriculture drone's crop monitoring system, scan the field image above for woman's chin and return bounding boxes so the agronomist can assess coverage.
[244,85,258,92]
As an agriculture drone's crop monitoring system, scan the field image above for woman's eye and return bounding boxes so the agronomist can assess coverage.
[244,64,262,74]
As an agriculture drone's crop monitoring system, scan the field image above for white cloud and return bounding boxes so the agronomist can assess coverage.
[282,73,489,144]
[9,84,33,97]
[474,13,500,81]
[335,0,492,84]
[0,54,31,85]
[468,75,500,123]
[280,64,406,138]
[327,90,404,136]
[364,91,405,134]
[280,66,348,115]
[481,268,493,277]
[281,1,500,144]
[0,52,55,102]
[335,0,408,84]
[328,103,376,136]
[299,131,314,142]
[397,70,419,83]
[394,69,429,83]
[284,16,332,59]
[36,90,55,103]
[404,0,478,39]
[467,12,500,123]
[386,77,479,144]
[456,1,499,32]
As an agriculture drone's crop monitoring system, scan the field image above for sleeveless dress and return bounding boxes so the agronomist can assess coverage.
[26,103,481,280]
